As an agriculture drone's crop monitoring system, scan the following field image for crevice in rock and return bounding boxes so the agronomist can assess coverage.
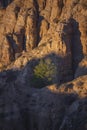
[14,6,21,19]
[70,18,84,76]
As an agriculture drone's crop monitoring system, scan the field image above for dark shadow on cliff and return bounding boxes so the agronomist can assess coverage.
[37,15,44,44]
[0,56,74,129]
[0,0,13,8]
[75,65,87,78]
[0,52,87,130]
[0,47,86,130]
[21,52,74,88]
[70,18,84,75]
[0,52,74,88]
[0,67,87,130]
[0,88,78,130]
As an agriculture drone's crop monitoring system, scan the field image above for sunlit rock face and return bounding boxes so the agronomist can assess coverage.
[0,0,87,82]
[0,0,87,130]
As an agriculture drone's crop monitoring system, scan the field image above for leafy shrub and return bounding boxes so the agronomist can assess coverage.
[31,58,57,88]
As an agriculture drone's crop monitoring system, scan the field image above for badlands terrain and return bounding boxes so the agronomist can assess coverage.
[0,0,87,130]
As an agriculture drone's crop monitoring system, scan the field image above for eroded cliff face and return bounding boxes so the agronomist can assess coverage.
[0,0,87,130]
[0,0,87,75]
[0,69,87,130]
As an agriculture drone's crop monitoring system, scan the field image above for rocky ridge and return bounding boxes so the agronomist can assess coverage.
[0,0,87,130]
[0,69,87,130]
[0,0,87,79]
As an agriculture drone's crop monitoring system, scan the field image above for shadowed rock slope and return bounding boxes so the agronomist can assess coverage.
[0,68,87,130]
[0,0,87,130]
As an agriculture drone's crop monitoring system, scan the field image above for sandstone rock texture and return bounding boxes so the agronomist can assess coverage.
[0,0,87,130]
[0,0,87,80]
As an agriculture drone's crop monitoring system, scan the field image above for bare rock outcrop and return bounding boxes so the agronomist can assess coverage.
[0,0,87,82]
[26,8,38,51]
[0,0,38,65]
[0,0,87,130]
[0,0,87,79]
[0,68,87,130]
[0,35,14,65]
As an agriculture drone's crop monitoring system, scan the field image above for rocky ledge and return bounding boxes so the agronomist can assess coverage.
[0,0,87,130]
[0,69,87,130]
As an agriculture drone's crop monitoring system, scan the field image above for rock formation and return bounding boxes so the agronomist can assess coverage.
[25,8,38,51]
[0,0,86,78]
[0,0,87,130]
[0,69,87,130]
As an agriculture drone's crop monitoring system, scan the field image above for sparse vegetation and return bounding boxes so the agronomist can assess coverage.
[31,58,57,88]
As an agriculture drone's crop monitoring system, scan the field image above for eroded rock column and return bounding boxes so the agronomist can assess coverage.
[26,8,38,51]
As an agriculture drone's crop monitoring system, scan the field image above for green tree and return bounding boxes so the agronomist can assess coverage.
[31,58,57,88]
